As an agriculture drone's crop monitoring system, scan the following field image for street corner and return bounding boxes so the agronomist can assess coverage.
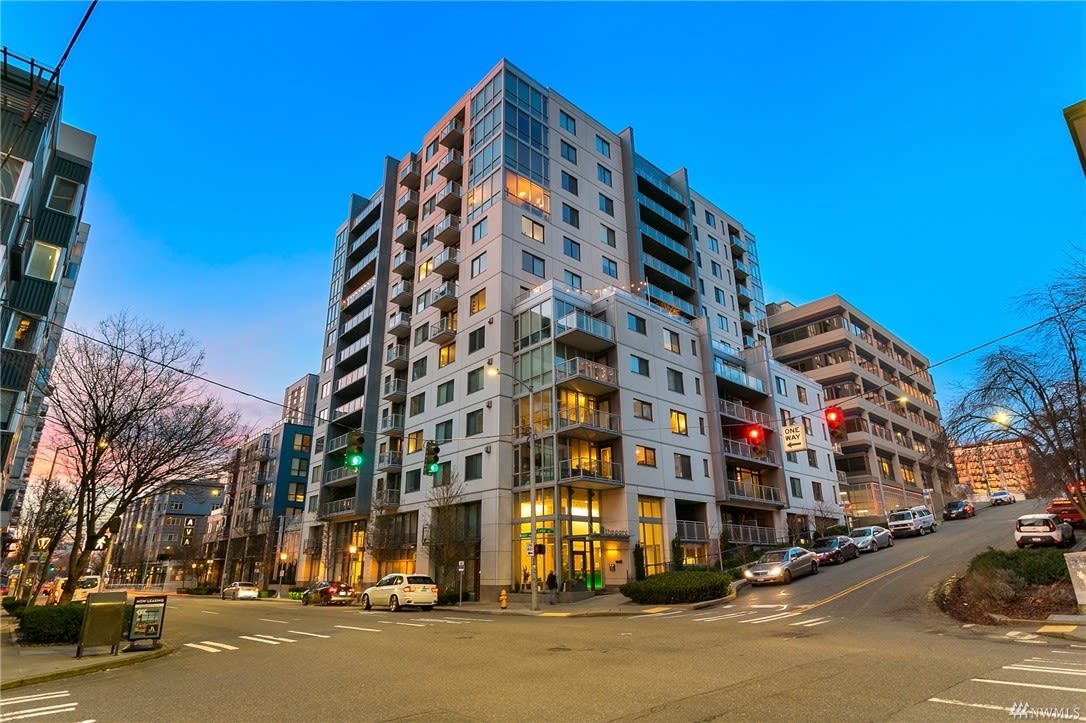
[0,642,174,692]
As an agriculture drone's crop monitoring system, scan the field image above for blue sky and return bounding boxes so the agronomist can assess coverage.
[6,1,1084,432]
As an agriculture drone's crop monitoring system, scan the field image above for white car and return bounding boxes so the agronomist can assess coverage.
[360,573,438,612]
[221,581,260,600]
[989,490,1016,505]
[71,575,102,602]
[1015,514,1076,548]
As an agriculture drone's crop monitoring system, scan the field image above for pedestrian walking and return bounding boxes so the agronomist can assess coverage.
[546,571,558,605]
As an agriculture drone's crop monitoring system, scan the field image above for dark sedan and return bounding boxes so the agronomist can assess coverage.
[810,535,860,564]
[943,500,976,520]
[301,580,356,606]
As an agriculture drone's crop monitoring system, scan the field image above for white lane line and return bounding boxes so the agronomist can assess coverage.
[740,612,803,624]
[254,634,296,643]
[441,616,491,623]
[1047,650,1086,656]
[202,641,239,650]
[184,643,222,653]
[695,612,752,622]
[200,611,220,615]
[0,703,78,721]
[239,635,280,645]
[393,622,425,627]
[335,625,381,632]
[631,611,685,620]
[973,678,1086,693]
[288,630,331,638]
[258,618,289,624]
[0,693,69,707]
[1027,657,1086,666]
[927,698,1008,712]
[423,618,464,624]
[1003,664,1086,677]
[750,604,788,610]
[790,617,832,627]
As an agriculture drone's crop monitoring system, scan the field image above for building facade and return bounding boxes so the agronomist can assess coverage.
[300,60,841,601]
[950,439,1033,499]
[767,295,954,520]
[1,50,95,541]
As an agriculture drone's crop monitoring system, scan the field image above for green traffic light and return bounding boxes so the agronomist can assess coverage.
[427,462,440,474]
[347,453,363,467]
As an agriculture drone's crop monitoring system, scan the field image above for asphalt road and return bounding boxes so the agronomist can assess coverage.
[6,499,1083,722]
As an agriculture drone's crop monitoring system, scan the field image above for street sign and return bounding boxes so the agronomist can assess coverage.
[782,424,807,452]
[457,560,465,572]
[526,544,535,557]
[36,537,50,551]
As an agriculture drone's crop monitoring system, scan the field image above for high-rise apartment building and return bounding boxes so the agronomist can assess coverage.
[950,440,1033,498]
[767,295,954,518]
[300,60,841,601]
[1,50,96,540]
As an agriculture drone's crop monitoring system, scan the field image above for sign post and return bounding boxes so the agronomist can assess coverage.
[457,560,465,607]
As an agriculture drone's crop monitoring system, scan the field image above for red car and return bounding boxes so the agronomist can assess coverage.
[301,580,356,606]
[1046,498,1085,526]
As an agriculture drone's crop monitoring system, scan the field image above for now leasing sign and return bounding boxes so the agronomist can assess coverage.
[782,424,807,453]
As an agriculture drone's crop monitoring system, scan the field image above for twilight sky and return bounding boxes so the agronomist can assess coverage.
[5,1,1084,436]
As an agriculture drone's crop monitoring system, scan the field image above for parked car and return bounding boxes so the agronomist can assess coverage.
[742,547,819,585]
[360,573,439,612]
[71,575,102,602]
[1015,513,1076,548]
[810,535,861,564]
[942,500,976,520]
[989,490,1016,505]
[221,581,260,600]
[849,526,894,552]
[301,580,355,606]
[1046,498,1085,526]
[887,506,937,537]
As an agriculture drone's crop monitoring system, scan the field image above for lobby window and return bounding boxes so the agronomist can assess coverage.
[600,225,616,247]
[790,477,803,498]
[563,270,582,290]
[563,236,581,260]
[470,252,487,278]
[663,330,680,354]
[628,313,646,334]
[439,342,456,368]
[635,445,657,467]
[561,171,579,195]
[561,203,580,228]
[666,368,684,394]
[521,216,544,242]
[674,453,692,480]
[468,327,486,353]
[560,140,577,163]
[670,410,688,435]
[411,357,428,381]
[598,193,614,216]
[597,164,612,186]
[465,453,483,480]
[472,218,488,243]
[633,399,653,420]
[595,135,610,158]
[436,380,455,406]
[467,367,485,394]
[470,289,487,314]
[522,251,545,277]
[601,257,617,278]
[630,355,649,376]
[466,409,484,436]
[559,109,576,134]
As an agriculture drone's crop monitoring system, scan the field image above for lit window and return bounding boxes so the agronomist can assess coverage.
[521,216,544,242]
[470,289,487,314]
[635,446,656,466]
[26,242,61,281]
[670,410,688,435]
[439,343,456,368]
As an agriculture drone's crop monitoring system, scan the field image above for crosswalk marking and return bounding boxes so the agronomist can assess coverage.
[972,678,1086,693]
[288,630,331,638]
[184,643,224,653]
[254,634,297,643]
[1,692,71,707]
[202,641,238,650]
[789,617,831,627]
[0,702,78,721]
[239,635,281,645]
[695,611,752,622]
[740,612,803,624]
[335,625,381,632]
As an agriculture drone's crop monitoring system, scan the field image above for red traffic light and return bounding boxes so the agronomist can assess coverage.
[825,406,844,429]
[745,425,764,444]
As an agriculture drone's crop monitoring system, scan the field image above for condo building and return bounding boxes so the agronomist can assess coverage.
[300,60,841,601]
[950,440,1033,498]
[767,295,954,519]
[1,49,96,542]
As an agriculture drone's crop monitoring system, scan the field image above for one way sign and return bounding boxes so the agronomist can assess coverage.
[781,424,807,452]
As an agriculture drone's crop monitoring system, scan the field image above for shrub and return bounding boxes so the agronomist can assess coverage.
[620,570,732,605]
[18,603,86,644]
[289,586,307,594]
[968,548,1070,585]
[437,589,471,605]
[2,596,28,617]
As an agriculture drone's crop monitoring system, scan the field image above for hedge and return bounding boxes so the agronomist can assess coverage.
[620,570,732,605]
[2,596,28,617]
[968,547,1071,585]
[18,604,87,644]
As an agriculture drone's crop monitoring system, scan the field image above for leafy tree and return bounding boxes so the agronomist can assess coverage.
[46,314,242,603]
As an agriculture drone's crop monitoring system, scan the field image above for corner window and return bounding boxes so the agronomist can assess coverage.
[26,242,62,281]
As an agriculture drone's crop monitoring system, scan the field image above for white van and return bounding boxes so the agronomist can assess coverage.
[887,506,937,537]
[71,575,102,602]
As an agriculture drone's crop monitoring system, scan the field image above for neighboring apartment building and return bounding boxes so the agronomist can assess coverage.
[767,295,954,519]
[300,59,836,601]
[112,480,224,587]
[1,49,96,540]
[950,439,1034,499]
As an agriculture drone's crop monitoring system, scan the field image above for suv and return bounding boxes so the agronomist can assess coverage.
[1046,498,1085,526]
[887,506,937,537]
[360,573,438,612]
[1015,513,1076,548]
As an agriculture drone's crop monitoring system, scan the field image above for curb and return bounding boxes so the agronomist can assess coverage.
[0,644,174,691]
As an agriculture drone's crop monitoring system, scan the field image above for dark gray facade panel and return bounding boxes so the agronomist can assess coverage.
[32,208,76,247]
[52,156,91,184]
[8,275,56,316]
[1,348,34,389]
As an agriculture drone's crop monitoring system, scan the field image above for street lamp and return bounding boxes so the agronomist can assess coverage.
[348,545,358,588]
[279,552,287,598]
[487,359,539,612]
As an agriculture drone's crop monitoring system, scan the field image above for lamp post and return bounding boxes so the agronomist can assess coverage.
[348,545,358,588]
[279,552,287,598]
[487,359,539,612]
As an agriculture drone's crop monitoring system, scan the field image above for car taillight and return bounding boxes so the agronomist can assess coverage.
[329,586,338,594]
[433,585,439,594]
[403,585,415,592]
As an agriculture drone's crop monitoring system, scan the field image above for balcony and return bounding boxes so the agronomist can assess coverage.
[726,479,784,506]
[713,359,767,395]
[384,344,409,369]
[730,234,748,256]
[387,311,412,338]
[436,181,462,212]
[396,190,419,218]
[439,117,465,149]
[734,260,750,280]
[429,317,457,344]
[373,487,401,508]
[555,309,615,353]
[434,214,461,245]
[392,249,415,277]
[436,149,463,180]
[378,414,405,436]
[558,457,622,489]
[389,280,413,307]
[325,465,358,486]
[676,519,708,542]
[718,398,772,427]
[432,246,460,278]
[334,366,366,395]
[375,452,402,473]
[724,523,780,546]
[554,358,618,396]
[393,220,417,246]
[643,283,696,318]
[722,437,778,466]
[739,309,756,330]
[382,378,407,402]
[736,284,753,304]
[430,281,459,311]
[320,496,357,519]
[637,192,688,236]
[556,405,620,442]
[399,158,420,189]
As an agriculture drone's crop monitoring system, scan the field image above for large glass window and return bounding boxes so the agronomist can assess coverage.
[46,177,81,214]
[26,242,62,281]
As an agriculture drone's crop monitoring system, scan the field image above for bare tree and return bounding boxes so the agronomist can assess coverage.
[14,477,76,605]
[945,252,1086,519]
[46,314,242,602]
[423,474,471,590]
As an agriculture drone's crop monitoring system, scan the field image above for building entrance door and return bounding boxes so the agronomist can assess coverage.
[569,540,602,590]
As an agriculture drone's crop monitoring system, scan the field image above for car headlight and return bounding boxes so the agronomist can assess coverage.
[769,566,781,576]
[743,570,753,578]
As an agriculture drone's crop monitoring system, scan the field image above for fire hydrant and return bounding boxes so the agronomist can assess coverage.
[499,589,508,609]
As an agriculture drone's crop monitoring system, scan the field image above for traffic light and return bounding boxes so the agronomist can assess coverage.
[424,440,441,475]
[745,425,765,452]
[534,544,545,555]
[825,406,845,441]
[346,432,364,468]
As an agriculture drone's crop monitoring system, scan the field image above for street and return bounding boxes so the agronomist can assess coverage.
[4,500,1083,722]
